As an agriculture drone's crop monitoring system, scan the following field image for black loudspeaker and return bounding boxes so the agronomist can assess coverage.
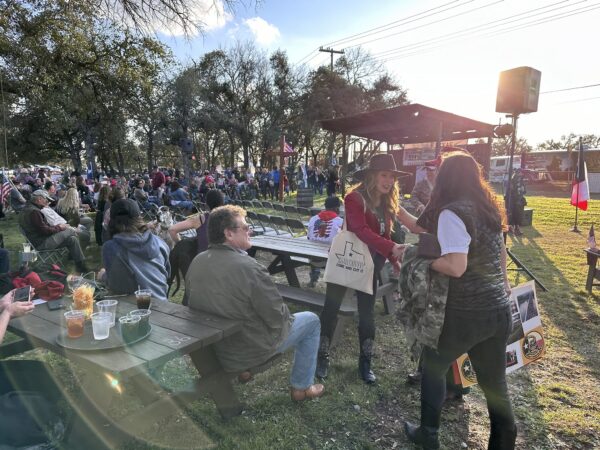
[495,67,541,114]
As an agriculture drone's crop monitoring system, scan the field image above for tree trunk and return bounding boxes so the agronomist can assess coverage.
[84,128,96,179]
[146,129,154,172]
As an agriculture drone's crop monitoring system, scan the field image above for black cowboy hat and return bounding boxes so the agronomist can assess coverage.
[352,154,411,181]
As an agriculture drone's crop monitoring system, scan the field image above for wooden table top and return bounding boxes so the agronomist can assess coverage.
[8,296,242,379]
[250,235,330,260]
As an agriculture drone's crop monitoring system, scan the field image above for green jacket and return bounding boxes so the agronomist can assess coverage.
[186,244,292,372]
[397,245,449,360]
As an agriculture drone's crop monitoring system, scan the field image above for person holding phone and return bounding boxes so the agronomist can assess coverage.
[0,288,34,343]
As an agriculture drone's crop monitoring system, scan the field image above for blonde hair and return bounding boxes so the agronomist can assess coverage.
[56,188,80,215]
[348,171,400,225]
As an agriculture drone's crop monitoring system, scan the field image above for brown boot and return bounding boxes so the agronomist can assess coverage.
[290,384,325,401]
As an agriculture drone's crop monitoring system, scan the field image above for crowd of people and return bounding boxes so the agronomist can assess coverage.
[0,150,521,449]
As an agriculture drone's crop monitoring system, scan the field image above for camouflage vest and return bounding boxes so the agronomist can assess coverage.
[417,200,509,311]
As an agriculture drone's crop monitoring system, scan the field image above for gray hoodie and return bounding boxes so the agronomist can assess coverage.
[102,230,170,302]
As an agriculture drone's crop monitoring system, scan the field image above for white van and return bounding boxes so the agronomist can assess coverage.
[489,156,521,183]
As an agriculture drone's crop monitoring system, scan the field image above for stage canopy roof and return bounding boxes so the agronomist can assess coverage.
[320,103,495,145]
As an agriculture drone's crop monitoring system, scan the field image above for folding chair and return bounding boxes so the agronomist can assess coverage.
[296,207,312,220]
[284,205,299,219]
[251,200,264,212]
[242,200,254,210]
[285,218,308,237]
[269,215,292,237]
[272,203,286,216]
[255,213,278,235]
[19,226,69,267]
[136,199,159,221]
[261,201,273,212]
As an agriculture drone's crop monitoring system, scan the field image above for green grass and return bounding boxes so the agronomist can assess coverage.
[1,188,599,449]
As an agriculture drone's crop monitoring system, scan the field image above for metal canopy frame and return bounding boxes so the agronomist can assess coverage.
[320,103,495,145]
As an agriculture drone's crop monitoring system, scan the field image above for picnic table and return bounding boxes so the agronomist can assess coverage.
[249,234,397,316]
[249,235,329,287]
[4,295,243,448]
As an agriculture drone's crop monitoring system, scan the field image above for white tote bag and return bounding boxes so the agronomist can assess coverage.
[323,199,374,295]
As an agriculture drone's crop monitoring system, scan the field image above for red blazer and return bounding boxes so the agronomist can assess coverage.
[344,190,398,265]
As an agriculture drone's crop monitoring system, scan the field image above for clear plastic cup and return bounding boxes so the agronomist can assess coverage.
[91,312,111,340]
[134,289,152,310]
[96,299,118,328]
[64,310,85,339]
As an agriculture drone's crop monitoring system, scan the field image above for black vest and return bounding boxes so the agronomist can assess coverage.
[417,200,509,311]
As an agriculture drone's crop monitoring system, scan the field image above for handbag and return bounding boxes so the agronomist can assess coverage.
[323,195,374,295]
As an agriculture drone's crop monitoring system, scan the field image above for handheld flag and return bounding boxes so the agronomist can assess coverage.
[571,139,590,211]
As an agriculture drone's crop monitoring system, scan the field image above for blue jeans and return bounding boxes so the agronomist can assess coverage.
[276,311,320,390]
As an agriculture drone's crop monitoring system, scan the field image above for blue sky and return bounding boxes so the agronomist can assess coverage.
[156,0,600,147]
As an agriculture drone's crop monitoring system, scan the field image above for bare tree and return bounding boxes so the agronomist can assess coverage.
[99,0,252,36]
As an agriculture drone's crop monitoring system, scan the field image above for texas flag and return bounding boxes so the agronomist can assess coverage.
[571,139,590,211]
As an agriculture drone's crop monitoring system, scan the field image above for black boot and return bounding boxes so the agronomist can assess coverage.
[489,421,517,450]
[358,338,376,384]
[315,336,330,379]
[404,421,440,450]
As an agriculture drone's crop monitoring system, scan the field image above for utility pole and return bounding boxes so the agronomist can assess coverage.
[319,47,344,70]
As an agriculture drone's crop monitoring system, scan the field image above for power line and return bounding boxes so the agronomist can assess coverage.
[541,83,600,94]
[373,0,577,60]
[344,0,503,50]
[323,0,475,48]
[296,0,476,65]
[377,2,600,63]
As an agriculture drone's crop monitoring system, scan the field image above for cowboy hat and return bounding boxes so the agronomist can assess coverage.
[352,154,411,181]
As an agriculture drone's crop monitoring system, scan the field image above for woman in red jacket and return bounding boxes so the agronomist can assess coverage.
[317,154,408,383]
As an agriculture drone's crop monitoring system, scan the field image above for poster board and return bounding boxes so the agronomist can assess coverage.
[453,281,545,387]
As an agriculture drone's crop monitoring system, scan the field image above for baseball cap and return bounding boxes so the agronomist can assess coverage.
[31,189,53,200]
[110,199,140,220]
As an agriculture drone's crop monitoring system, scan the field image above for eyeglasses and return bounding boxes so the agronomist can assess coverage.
[231,224,251,232]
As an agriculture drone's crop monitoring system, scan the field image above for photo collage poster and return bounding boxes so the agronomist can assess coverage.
[452,281,545,388]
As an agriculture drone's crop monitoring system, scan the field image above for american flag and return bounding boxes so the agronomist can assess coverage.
[0,181,11,206]
[284,141,295,154]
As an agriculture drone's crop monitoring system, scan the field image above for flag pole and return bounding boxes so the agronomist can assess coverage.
[571,137,583,232]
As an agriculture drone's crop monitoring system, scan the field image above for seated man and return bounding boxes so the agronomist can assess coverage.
[18,190,88,273]
[186,205,324,401]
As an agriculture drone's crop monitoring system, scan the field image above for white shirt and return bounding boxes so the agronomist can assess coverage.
[41,207,67,226]
[437,209,471,255]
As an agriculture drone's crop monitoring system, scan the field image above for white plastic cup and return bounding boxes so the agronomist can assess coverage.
[91,312,111,340]
[96,299,118,328]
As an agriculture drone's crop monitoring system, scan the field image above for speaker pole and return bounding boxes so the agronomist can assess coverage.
[504,113,519,224]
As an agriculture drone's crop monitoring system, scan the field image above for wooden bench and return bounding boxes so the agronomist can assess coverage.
[584,248,600,293]
[276,278,397,346]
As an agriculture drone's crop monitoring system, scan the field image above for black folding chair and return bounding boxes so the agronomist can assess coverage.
[285,218,307,237]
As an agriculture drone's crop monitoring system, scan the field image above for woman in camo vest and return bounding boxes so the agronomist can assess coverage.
[396,150,516,450]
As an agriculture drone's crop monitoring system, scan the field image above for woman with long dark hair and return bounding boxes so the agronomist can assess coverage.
[317,154,407,384]
[397,151,516,450]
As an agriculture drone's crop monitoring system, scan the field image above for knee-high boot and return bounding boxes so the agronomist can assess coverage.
[315,336,330,379]
[358,338,376,384]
